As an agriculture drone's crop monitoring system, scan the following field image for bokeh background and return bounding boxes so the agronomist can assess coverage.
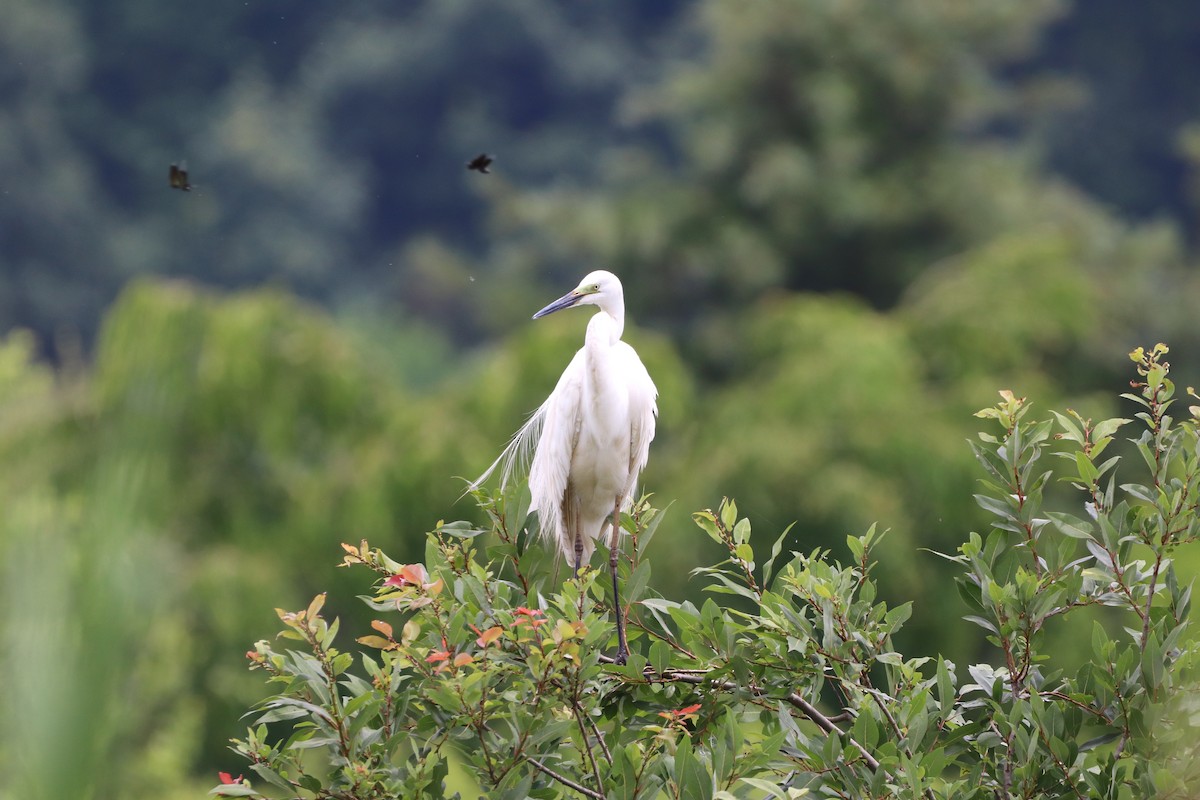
[3,0,1200,796]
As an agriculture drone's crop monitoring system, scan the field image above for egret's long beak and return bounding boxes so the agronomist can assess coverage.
[532,290,584,319]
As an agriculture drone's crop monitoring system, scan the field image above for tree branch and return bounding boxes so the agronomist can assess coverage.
[784,691,881,772]
[571,700,605,791]
[528,757,605,800]
[577,700,613,766]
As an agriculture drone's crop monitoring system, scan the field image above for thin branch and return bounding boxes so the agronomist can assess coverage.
[571,701,605,791]
[995,721,1013,800]
[528,757,605,800]
[624,614,697,659]
[1038,691,1112,724]
[581,704,614,766]
[613,662,883,773]
[1035,726,1087,800]
[785,692,881,772]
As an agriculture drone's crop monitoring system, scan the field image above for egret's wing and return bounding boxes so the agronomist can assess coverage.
[468,349,584,501]
[527,349,585,550]
[616,342,658,500]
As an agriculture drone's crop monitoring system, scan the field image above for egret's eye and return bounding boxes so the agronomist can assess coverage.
[589,284,600,293]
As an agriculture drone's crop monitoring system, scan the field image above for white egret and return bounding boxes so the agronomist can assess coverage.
[473,270,657,664]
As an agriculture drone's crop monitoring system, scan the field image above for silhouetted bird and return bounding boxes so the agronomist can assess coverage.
[466,153,493,174]
[169,163,191,191]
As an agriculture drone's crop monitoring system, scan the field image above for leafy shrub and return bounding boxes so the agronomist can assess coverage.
[215,345,1199,799]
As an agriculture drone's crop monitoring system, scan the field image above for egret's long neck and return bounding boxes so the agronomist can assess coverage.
[582,307,626,437]
[586,303,624,347]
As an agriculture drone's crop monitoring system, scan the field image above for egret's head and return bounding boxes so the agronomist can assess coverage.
[532,270,623,319]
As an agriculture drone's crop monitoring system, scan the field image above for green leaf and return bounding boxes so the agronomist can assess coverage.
[649,638,672,677]
[974,493,1015,520]
[738,777,790,799]
[719,499,738,530]
[937,658,956,713]
[1051,411,1085,445]
[249,764,294,791]
[253,704,310,724]
[1079,731,1121,752]
[674,735,713,800]
[763,522,795,588]
[635,499,673,557]
[693,511,722,545]
[209,785,260,798]
[884,602,912,629]
[1141,630,1164,693]
[624,560,652,605]
[1073,450,1099,484]
[732,518,752,545]
[699,569,761,601]
[289,735,340,750]
[1046,512,1094,540]
[845,534,865,564]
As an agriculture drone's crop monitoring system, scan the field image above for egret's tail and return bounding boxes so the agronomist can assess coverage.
[464,401,548,498]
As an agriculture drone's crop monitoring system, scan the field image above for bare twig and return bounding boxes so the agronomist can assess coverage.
[784,691,881,772]
[580,703,613,766]
[528,757,605,800]
[571,701,605,791]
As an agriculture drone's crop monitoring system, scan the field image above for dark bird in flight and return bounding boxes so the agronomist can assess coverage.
[169,163,192,191]
[466,153,493,174]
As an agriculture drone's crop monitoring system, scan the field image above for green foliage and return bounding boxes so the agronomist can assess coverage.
[0,329,193,800]
[903,233,1097,380]
[218,347,1199,798]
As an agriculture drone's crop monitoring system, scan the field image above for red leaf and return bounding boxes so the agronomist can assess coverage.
[218,772,243,785]
[384,563,432,588]
[475,625,504,648]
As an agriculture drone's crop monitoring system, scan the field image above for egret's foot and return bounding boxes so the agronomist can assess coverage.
[613,647,628,666]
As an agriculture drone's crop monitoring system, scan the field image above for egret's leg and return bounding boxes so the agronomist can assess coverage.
[609,497,628,665]
[574,533,584,577]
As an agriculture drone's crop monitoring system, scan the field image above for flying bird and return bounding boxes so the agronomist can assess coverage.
[473,270,657,664]
[466,153,493,173]
[168,163,191,191]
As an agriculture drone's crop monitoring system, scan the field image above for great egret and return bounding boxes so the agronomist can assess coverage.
[473,270,658,664]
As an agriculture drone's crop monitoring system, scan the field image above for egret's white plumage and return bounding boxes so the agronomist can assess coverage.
[472,270,657,661]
